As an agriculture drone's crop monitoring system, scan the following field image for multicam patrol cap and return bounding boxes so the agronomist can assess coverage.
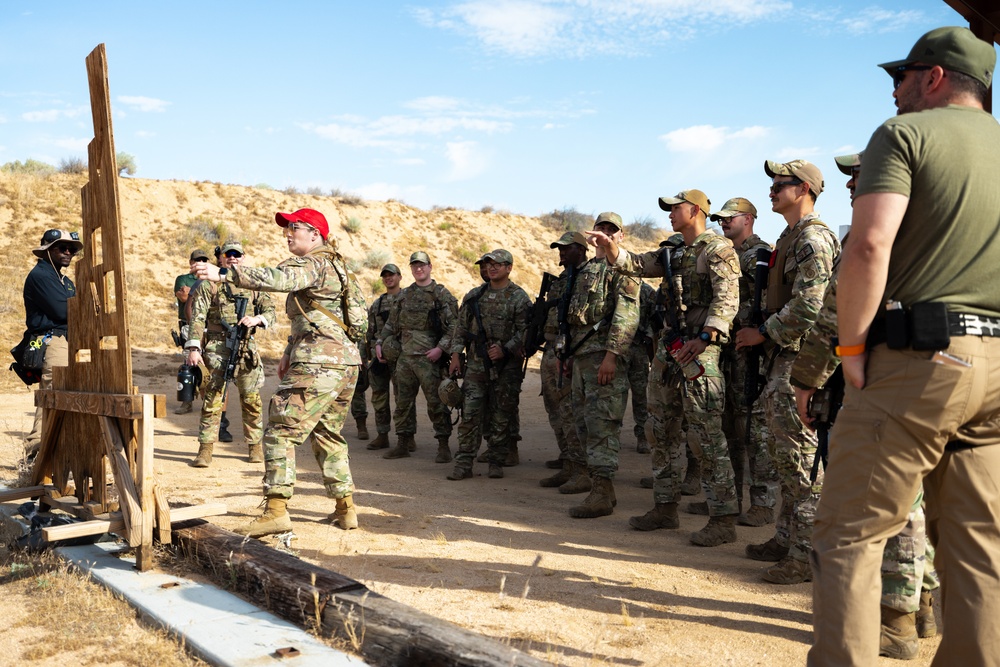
[593,212,623,230]
[549,231,589,249]
[658,189,711,216]
[834,152,864,176]
[409,251,431,264]
[710,197,758,222]
[380,263,402,276]
[476,248,513,265]
[189,248,210,262]
[764,159,825,197]
[878,26,996,88]
[220,239,245,255]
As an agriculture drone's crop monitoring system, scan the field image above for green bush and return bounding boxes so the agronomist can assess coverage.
[363,249,390,269]
[283,185,300,195]
[59,157,87,174]
[625,215,660,242]
[305,186,324,196]
[254,183,274,191]
[454,248,478,264]
[346,257,363,272]
[343,216,363,234]
[1,159,56,175]
[438,222,454,231]
[369,277,385,295]
[116,151,137,176]
[539,207,593,232]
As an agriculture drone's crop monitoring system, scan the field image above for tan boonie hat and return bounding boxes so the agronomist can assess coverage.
[764,159,825,197]
[710,197,758,222]
[550,231,589,249]
[380,263,401,276]
[33,229,83,258]
[409,251,431,264]
[658,190,711,216]
[593,211,623,230]
[476,248,514,265]
[220,239,245,255]
[878,26,996,88]
[189,248,210,262]
[834,152,864,176]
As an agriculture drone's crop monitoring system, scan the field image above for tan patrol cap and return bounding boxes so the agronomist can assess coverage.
[220,239,245,255]
[409,251,431,264]
[710,197,758,222]
[476,248,514,265]
[834,152,864,176]
[764,159,825,197]
[550,231,589,249]
[593,211,623,230]
[658,190,711,216]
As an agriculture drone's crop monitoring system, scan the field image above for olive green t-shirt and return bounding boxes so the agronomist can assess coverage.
[857,105,1000,317]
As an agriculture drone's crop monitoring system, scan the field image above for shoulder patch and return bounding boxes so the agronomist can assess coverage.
[795,243,815,264]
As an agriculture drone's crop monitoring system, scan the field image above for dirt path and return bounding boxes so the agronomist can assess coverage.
[0,349,941,666]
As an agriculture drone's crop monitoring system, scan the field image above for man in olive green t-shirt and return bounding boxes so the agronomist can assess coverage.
[810,27,1000,667]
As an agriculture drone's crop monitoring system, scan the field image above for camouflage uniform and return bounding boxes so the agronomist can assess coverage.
[226,244,363,501]
[350,340,369,422]
[187,279,276,449]
[626,282,657,447]
[367,291,400,435]
[614,232,740,516]
[566,258,641,479]
[380,281,458,442]
[450,281,531,469]
[790,247,939,614]
[722,233,777,511]
[757,212,840,567]
[540,270,586,466]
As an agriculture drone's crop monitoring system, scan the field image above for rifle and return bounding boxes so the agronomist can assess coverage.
[220,294,250,406]
[809,364,844,483]
[171,320,185,348]
[554,265,578,389]
[467,285,498,381]
[522,272,557,365]
[660,242,703,382]
[740,247,772,496]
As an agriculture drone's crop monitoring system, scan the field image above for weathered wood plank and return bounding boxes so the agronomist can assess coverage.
[172,520,549,667]
[99,416,142,547]
[135,394,155,571]
[168,503,227,523]
[153,485,171,545]
[34,389,151,419]
[43,516,126,542]
[0,486,52,503]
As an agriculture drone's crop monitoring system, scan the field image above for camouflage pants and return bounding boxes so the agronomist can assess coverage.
[368,359,397,435]
[721,342,777,509]
[540,346,585,465]
[454,360,523,468]
[350,365,369,421]
[262,363,359,500]
[762,349,821,564]
[393,353,452,440]
[882,487,941,612]
[648,345,737,516]
[199,339,264,446]
[626,342,651,440]
[571,350,629,479]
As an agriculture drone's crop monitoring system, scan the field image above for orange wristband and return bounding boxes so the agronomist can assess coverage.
[835,343,866,357]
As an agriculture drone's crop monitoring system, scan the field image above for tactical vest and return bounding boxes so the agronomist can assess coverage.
[398,283,443,334]
[566,261,611,327]
[206,282,258,334]
[674,242,715,335]
[766,220,829,313]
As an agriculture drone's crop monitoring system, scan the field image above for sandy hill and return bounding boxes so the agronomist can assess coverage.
[0,171,665,392]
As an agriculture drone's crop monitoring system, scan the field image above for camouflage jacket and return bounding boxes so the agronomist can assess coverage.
[614,231,739,340]
[735,234,773,328]
[762,213,840,353]
[790,243,844,389]
[228,245,361,366]
[632,281,658,347]
[565,258,640,358]
[380,280,458,356]
[543,268,574,343]
[450,281,531,366]
[186,278,275,352]
[366,290,399,360]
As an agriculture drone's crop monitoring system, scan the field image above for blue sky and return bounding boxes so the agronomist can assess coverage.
[1,1,990,242]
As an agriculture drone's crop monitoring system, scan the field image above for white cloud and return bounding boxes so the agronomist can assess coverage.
[22,108,84,122]
[445,140,489,181]
[396,157,427,166]
[660,124,769,153]
[835,7,926,36]
[135,130,156,138]
[117,95,170,112]
[51,137,90,151]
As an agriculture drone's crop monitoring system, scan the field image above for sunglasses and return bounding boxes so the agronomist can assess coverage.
[893,65,932,90]
[53,244,79,255]
[769,179,803,195]
[283,222,315,236]
[224,250,243,258]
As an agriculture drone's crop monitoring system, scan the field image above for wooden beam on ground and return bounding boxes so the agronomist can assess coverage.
[99,416,142,547]
[172,520,548,667]
[0,486,54,503]
[43,515,126,542]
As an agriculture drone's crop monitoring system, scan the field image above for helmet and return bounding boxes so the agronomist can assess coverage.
[381,335,402,364]
[438,377,463,409]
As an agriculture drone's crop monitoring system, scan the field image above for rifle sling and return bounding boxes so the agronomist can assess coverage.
[293,294,349,334]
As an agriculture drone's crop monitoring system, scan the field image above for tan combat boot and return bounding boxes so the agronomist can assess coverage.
[328,495,359,530]
[737,504,774,527]
[190,443,213,468]
[568,477,615,518]
[685,501,709,515]
[356,418,369,440]
[488,463,504,478]
[435,437,452,463]
[247,443,263,463]
[916,590,937,638]
[636,433,650,454]
[690,514,737,547]
[238,498,292,537]
[629,502,679,531]
[558,461,593,495]
[366,432,390,450]
[383,435,413,459]
[447,465,473,480]
[879,606,919,660]
[539,465,572,488]
[746,536,789,562]
[762,556,813,584]
[503,442,519,466]
[680,460,701,496]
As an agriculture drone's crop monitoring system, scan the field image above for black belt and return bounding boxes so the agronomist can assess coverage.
[868,311,1000,348]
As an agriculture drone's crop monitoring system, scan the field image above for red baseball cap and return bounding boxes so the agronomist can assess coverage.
[275,208,330,240]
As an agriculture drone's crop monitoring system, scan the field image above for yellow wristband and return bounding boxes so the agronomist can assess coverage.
[835,343,866,357]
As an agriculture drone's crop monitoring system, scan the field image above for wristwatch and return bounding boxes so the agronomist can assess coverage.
[218,267,228,280]
[698,331,712,343]
[758,323,770,341]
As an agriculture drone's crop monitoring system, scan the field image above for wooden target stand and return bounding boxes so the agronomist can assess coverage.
[0,45,223,571]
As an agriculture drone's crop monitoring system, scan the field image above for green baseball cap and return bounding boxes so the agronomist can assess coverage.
[550,231,589,249]
[380,263,401,276]
[220,239,245,255]
[765,159,825,197]
[710,197,758,222]
[593,211,623,230]
[659,190,711,216]
[476,248,513,265]
[834,152,864,176]
[878,26,996,88]
[189,248,210,262]
[409,251,431,264]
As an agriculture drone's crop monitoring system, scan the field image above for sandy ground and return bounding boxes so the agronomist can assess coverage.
[0,348,944,667]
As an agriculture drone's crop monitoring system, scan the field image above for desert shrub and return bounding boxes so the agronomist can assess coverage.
[363,249,390,269]
[116,151,137,176]
[58,157,86,174]
[539,207,593,232]
[438,222,454,231]
[346,257,362,272]
[2,159,55,176]
[369,277,385,295]
[625,215,660,241]
[254,183,274,191]
[283,185,300,195]
[305,186,324,196]
[336,192,364,206]
[453,247,478,264]
[480,205,494,214]
[343,216,363,234]
[176,216,230,253]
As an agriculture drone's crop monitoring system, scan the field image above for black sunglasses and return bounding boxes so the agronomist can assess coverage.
[224,250,244,258]
[893,65,932,90]
[53,244,79,255]
[769,179,803,195]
